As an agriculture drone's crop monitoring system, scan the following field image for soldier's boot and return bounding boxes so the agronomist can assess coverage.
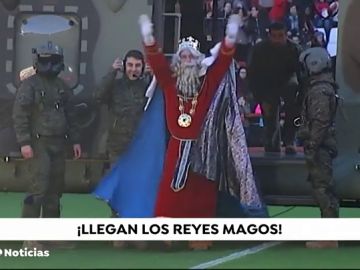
[22,203,41,218]
[42,199,76,250]
[306,241,338,249]
[188,241,213,250]
[22,196,43,249]
[307,194,339,249]
[321,206,339,219]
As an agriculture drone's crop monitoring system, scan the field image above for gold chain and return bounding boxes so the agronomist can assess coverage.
[178,93,199,116]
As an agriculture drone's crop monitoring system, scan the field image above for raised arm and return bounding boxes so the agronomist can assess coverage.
[204,15,240,92]
[138,15,175,90]
[94,58,123,105]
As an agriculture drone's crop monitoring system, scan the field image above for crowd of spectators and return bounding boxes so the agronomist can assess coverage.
[202,0,339,147]
[203,0,338,59]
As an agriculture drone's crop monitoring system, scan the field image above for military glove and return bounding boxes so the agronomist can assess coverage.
[225,15,241,46]
[138,14,155,45]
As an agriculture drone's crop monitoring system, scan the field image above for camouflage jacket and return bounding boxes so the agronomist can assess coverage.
[12,74,80,146]
[299,72,337,150]
[95,69,149,141]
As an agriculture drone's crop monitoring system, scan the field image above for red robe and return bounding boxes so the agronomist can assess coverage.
[144,42,235,217]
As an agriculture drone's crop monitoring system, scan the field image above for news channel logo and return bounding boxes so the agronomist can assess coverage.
[0,247,50,258]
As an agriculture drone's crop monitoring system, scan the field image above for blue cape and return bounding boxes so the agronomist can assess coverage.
[92,88,166,217]
[93,72,268,218]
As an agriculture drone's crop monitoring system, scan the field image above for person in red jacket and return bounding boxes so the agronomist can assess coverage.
[269,0,288,23]
[314,0,330,16]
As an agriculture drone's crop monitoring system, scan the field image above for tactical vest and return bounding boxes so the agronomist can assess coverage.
[31,76,68,138]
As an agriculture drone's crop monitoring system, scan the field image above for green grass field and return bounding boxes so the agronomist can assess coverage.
[0,193,360,269]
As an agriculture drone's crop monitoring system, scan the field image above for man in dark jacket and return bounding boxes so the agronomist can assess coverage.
[248,22,302,154]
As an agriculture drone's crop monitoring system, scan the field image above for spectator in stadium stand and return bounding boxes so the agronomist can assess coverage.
[220,1,233,20]
[289,0,313,14]
[329,1,339,26]
[246,5,270,44]
[314,0,335,47]
[301,5,316,46]
[233,0,252,10]
[248,22,302,154]
[215,1,234,41]
[286,4,301,37]
[311,30,327,48]
[290,34,301,45]
[234,5,252,62]
[257,0,274,11]
[236,61,250,99]
[269,0,288,23]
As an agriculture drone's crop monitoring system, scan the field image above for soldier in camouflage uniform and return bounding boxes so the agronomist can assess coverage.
[12,41,81,249]
[95,50,150,165]
[298,47,339,249]
[95,50,150,249]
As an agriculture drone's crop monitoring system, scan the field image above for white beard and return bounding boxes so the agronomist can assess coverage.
[173,62,201,98]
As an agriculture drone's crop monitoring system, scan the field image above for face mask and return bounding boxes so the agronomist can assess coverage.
[36,55,64,77]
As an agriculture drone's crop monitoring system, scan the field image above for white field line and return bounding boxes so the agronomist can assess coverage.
[189,241,283,269]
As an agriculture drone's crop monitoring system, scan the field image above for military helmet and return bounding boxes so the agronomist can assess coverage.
[32,41,64,76]
[299,47,332,76]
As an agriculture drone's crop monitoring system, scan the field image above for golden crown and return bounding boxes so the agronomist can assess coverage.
[178,36,200,52]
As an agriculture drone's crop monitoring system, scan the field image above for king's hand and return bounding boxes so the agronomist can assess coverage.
[225,14,241,46]
[138,14,155,45]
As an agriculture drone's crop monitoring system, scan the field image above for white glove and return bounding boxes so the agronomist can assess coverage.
[201,42,221,67]
[225,14,241,45]
[210,42,221,58]
[138,14,155,45]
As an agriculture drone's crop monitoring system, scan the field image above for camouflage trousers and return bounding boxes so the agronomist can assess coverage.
[305,147,339,218]
[106,137,130,218]
[22,136,66,218]
[106,129,133,164]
